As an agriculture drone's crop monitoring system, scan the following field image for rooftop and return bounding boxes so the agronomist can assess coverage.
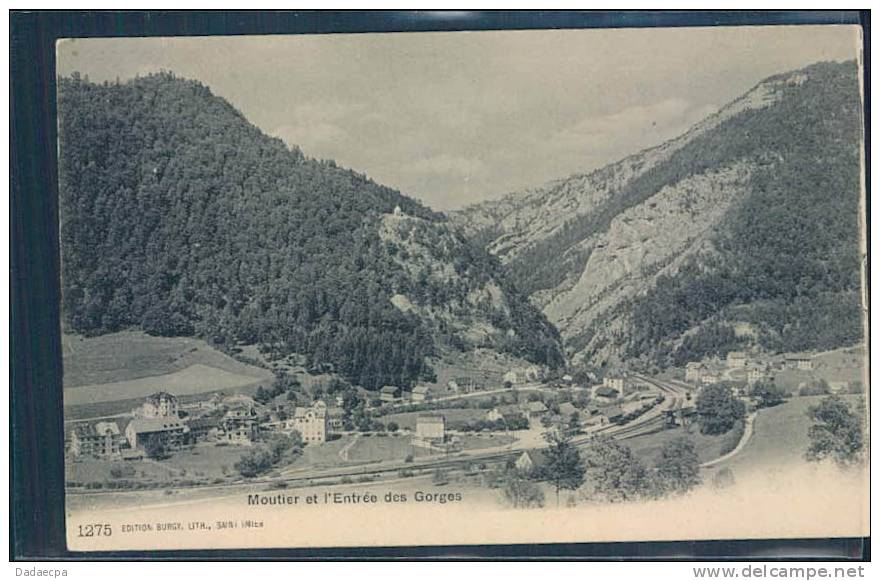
[127,417,186,433]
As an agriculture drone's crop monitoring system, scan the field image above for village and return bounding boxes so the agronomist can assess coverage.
[64,343,864,493]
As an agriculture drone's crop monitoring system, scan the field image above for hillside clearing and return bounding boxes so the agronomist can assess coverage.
[63,363,268,407]
[62,331,271,388]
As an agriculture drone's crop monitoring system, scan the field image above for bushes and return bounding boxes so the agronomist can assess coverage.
[234,448,275,478]
[503,476,545,508]
[109,464,136,479]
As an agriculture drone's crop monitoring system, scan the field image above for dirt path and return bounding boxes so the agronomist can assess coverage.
[700,411,756,468]
[337,433,360,461]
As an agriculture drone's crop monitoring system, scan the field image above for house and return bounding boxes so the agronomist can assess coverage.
[593,386,619,402]
[561,374,574,385]
[503,370,518,385]
[485,407,507,422]
[726,351,748,369]
[412,384,432,403]
[785,354,814,371]
[700,374,719,385]
[685,362,705,383]
[136,391,179,419]
[327,407,345,432]
[446,379,460,393]
[523,401,549,422]
[125,417,188,451]
[286,401,329,443]
[515,450,546,474]
[486,405,526,425]
[380,385,401,402]
[747,367,767,385]
[557,402,579,420]
[414,414,445,445]
[221,405,259,445]
[70,421,126,459]
[602,405,625,423]
[603,376,626,392]
[187,415,222,442]
[524,365,543,382]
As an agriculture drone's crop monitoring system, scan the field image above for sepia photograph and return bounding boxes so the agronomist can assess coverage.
[46,21,867,553]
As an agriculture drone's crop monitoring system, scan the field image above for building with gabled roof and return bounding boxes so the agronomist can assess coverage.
[515,449,546,475]
[286,401,328,443]
[380,385,401,402]
[136,391,179,419]
[785,353,814,371]
[125,417,188,451]
[414,414,445,446]
[70,421,126,459]
[594,386,620,401]
[412,384,432,402]
[726,351,748,369]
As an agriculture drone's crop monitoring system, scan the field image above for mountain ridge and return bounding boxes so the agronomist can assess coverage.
[58,72,564,390]
[453,60,864,370]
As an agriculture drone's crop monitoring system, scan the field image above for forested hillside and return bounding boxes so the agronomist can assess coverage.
[58,73,563,389]
[455,61,864,369]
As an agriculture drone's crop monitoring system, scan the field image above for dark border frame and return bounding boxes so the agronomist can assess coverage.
[9,9,871,561]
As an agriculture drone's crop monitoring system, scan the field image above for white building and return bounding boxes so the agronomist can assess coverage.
[412,385,432,403]
[603,376,625,392]
[414,414,445,445]
[726,351,748,369]
[137,391,179,418]
[747,367,767,385]
[503,371,518,385]
[125,417,188,451]
[685,362,704,383]
[785,354,814,371]
[286,401,328,444]
[524,366,543,382]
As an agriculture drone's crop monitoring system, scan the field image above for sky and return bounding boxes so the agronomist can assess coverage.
[57,25,861,211]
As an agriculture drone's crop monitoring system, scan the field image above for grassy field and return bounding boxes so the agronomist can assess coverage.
[811,345,867,383]
[65,442,249,486]
[346,434,430,462]
[623,422,743,465]
[62,331,272,387]
[290,436,359,470]
[64,363,268,407]
[705,395,863,478]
